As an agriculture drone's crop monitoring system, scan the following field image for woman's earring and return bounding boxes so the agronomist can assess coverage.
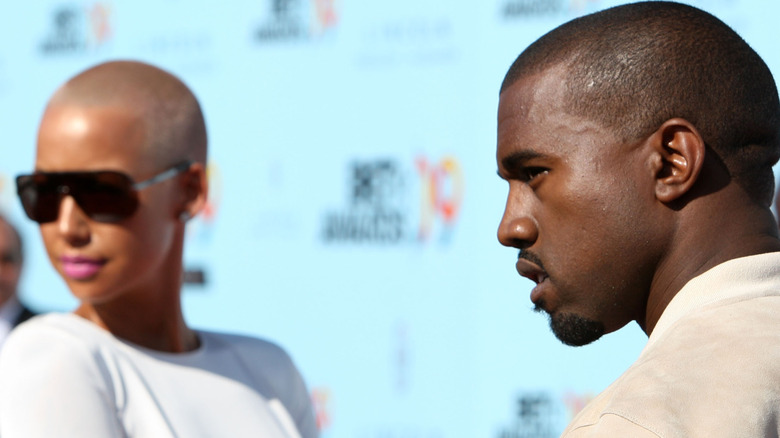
[179,211,192,222]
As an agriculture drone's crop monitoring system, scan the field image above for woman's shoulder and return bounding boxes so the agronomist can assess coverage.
[0,313,117,400]
[198,330,308,392]
[1,313,113,372]
[0,314,126,438]
[7,312,107,348]
[199,330,294,365]
[197,330,313,422]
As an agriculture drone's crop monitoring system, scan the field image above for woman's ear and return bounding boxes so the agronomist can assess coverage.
[177,161,208,223]
[650,118,706,203]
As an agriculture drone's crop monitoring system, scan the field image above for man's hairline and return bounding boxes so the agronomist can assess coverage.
[500,61,652,148]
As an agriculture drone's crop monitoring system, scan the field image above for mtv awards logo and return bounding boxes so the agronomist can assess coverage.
[321,155,463,245]
[416,156,463,243]
[255,0,339,42]
[322,159,406,243]
[496,391,594,438]
[40,2,113,54]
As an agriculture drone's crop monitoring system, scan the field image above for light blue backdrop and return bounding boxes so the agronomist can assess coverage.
[0,1,778,436]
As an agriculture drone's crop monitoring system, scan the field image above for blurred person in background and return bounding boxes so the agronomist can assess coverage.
[0,214,35,350]
[0,60,317,438]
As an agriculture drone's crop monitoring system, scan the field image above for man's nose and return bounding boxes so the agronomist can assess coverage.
[497,186,538,249]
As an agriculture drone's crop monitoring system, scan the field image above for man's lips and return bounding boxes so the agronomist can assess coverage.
[60,255,106,280]
[515,258,549,284]
[515,257,549,304]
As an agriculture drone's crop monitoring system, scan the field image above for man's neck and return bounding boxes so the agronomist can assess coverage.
[642,190,780,335]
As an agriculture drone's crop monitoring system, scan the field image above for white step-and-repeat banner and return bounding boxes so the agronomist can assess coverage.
[1,1,778,436]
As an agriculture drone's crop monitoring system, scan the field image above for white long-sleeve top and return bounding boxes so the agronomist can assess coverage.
[0,313,318,438]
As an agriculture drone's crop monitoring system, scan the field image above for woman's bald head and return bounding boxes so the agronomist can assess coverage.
[45,60,207,167]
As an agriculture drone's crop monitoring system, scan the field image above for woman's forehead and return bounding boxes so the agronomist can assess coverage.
[35,104,153,176]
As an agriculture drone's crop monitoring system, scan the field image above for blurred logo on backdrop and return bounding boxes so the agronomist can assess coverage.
[496,390,594,437]
[416,156,463,243]
[136,27,212,71]
[187,161,222,244]
[0,59,6,98]
[311,386,333,433]
[323,159,406,243]
[182,162,222,286]
[40,2,113,54]
[254,0,340,42]
[501,0,604,17]
[356,15,456,67]
[394,319,411,393]
[321,155,463,245]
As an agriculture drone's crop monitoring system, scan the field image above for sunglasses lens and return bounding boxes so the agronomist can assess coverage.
[16,172,139,223]
[16,175,61,223]
[76,172,138,222]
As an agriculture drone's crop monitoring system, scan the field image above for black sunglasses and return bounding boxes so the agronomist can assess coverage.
[16,161,193,224]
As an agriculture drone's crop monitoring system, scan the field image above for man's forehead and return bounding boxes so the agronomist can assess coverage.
[498,65,572,123]
[497,64,626,162]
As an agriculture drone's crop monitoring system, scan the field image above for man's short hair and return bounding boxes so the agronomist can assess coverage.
[501,1,780,203]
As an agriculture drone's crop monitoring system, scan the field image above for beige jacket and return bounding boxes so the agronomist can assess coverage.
[563,252,780,438]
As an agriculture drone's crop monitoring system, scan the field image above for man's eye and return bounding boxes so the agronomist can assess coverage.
[521,167,549,182]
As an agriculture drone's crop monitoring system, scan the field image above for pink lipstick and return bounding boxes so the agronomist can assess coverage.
[61,255,106,280]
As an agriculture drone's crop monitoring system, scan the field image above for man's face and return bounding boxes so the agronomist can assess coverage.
[496,67,663,346]
[0,220,22,306]
[35,104,181,306]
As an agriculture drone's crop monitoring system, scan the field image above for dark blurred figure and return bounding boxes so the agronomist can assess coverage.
[0,214,35,349]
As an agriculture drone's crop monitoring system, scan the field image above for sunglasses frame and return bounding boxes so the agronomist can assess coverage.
[16,161,193,224]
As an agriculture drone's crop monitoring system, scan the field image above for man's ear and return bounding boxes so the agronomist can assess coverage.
[177,161,209,222]
[649,118,706,203]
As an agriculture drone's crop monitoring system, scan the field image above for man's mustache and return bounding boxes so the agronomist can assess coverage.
[518,249,546,274]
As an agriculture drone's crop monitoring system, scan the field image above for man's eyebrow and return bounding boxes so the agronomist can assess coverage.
[500,150,545,172]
